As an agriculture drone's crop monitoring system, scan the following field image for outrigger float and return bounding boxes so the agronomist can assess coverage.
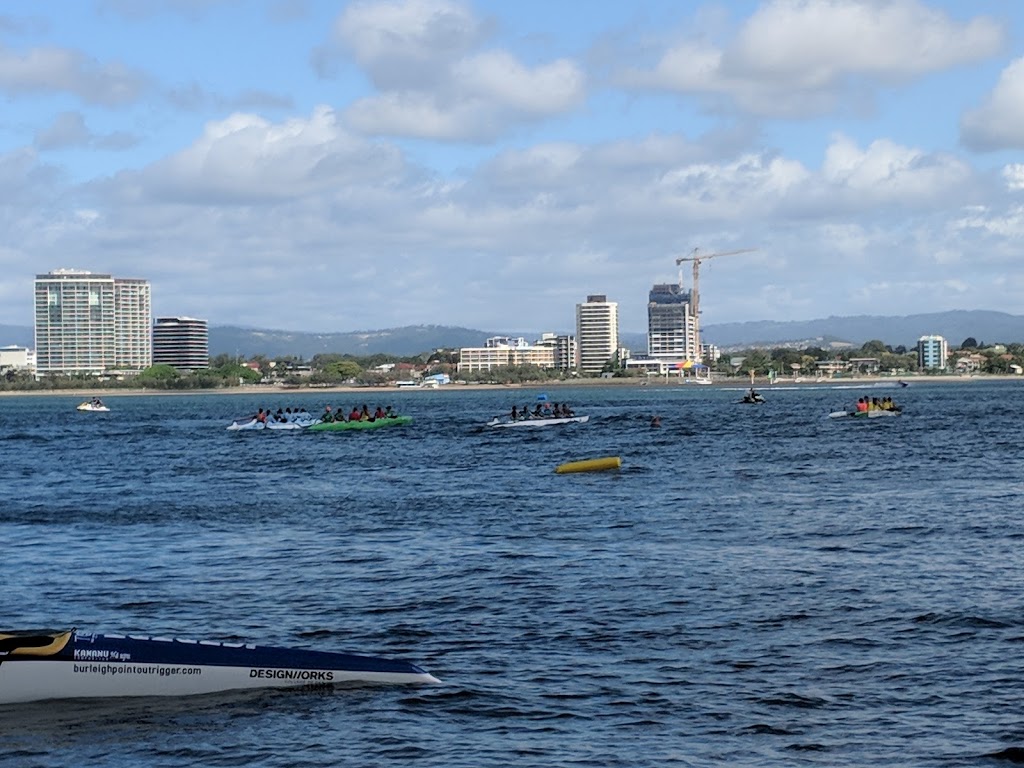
[0,629,438,705]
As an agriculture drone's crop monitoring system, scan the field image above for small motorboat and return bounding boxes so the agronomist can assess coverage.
[486,415,589,428]
[0,629,439,705]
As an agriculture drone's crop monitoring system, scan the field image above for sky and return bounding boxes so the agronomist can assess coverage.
[3,0,1024,335]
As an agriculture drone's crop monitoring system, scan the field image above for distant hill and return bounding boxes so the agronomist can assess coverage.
[3,310,1023,358]
[702,310,1024,349]
[0,324,32,347]
[209,324,516,358]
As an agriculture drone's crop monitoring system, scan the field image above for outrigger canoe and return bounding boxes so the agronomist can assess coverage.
[0,629,438,705]
[486,415,589,429]
[227,417,319,431]
[828,409,902,419]
[307,416,412,432]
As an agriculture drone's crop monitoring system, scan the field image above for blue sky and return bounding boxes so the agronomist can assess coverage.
[3,0,1024,335]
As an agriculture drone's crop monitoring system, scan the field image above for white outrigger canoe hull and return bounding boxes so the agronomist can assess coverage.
[828,409,902,419]
[486,415,589,428]
[0,630,438,705]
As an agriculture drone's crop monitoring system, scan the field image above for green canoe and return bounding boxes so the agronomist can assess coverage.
[307,415,412,432]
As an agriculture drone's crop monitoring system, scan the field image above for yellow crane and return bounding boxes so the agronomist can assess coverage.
[674,247,757,358]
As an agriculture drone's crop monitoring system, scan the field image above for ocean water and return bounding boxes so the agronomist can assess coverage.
[2,381,1024,767]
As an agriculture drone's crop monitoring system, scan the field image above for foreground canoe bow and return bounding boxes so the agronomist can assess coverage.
[0,629,439,704]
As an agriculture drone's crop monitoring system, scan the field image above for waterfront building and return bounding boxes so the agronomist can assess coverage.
[647,283,698,362]
[917,335,948,371]
[153,317,209,371]
[0,345,35,375]
[34,269,152,375]
[457,335,558,373]
[576,295,619,375]
[534,332,577,372]
[114,278,152,371]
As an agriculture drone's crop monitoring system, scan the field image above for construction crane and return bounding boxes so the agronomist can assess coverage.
[675,247,757,358]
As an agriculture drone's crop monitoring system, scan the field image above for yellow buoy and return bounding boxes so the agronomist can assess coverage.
[555,456,622,474]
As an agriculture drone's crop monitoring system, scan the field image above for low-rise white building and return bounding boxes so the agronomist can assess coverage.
[458,333,575,373]
[0,345,35,374]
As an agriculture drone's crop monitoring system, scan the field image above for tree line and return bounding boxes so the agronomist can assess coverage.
[2,337,1022,392]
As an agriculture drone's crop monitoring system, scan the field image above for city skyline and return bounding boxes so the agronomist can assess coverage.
[3,2,1024,334]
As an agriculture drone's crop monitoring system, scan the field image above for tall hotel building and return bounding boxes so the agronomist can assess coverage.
[34,269,152,375]
[647,283,698,362]
[153,317,209,371]
[575,294,619,375]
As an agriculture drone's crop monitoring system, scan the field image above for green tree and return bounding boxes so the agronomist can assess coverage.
[137,364,180,386]
[859,339,889,356]
[315,360,363,383]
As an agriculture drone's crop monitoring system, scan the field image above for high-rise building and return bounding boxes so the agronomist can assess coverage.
[917,335,948,371]
[114,278,152,371]
[575,294,619,375]
[153,317,209,371]
[647,283,698,362]
[34,269,151,375]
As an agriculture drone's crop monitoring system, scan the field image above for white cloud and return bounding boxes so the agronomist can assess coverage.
[331,0,585,140]
[335,0,484,90]
[1003,164,1024,191]
[454,52,584,115]
[1,113,1017,331]
[961,57,1024,151]
[820,134,973,204]
[623,0,1004,117]
[34,111,139,151]
[134,105,407,203]
[0,43,148,105]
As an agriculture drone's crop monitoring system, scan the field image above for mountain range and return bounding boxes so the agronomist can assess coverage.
[2,310,1021,359]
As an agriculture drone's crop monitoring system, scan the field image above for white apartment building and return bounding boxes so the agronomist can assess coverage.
[0,345,35,374]
[34,269,152,375]
[576,294,619,375]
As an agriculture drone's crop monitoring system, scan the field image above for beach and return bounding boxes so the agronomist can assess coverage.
[1,372,1020,398]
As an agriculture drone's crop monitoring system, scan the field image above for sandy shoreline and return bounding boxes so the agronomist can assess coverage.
[1,374,1019,398]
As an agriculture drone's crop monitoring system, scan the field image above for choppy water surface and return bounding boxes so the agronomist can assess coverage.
[3,381,1024,767]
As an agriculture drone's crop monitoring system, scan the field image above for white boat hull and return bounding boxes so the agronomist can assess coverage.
[486,415,589,428]
[227,418,320,431]
[0,658,434,704]
[829,409,902,419]
[0,630,438,705]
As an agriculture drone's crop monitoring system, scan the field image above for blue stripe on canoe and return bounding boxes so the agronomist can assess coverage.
[34,633,427,676]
